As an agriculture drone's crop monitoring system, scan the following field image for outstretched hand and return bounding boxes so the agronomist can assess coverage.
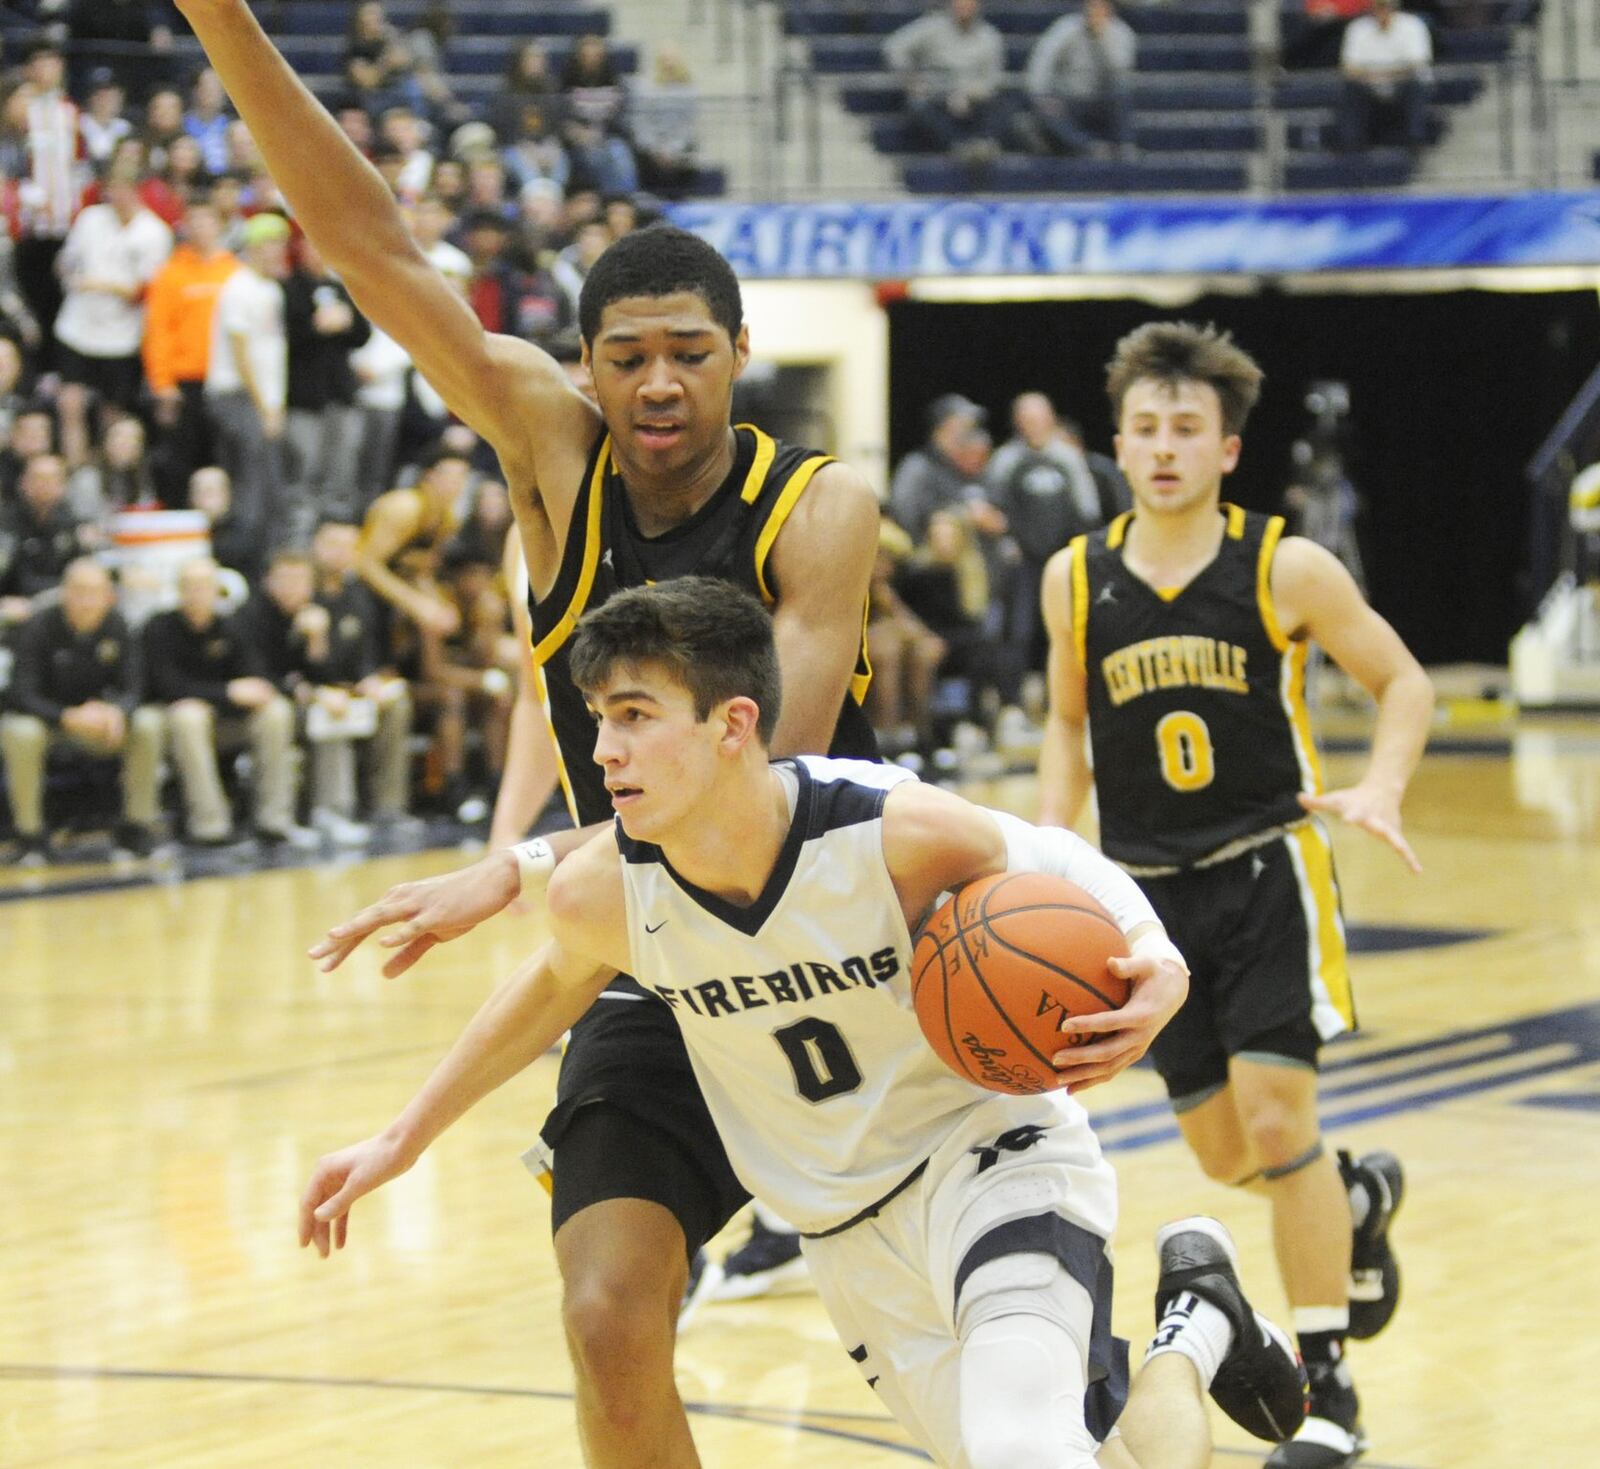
[308,853,524,978]
[1047,950,1189,1094]
[1299,784,1421,874]
[299,1133,412,1258]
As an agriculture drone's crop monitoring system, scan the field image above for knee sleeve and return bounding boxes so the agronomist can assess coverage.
[960,1313,1100,1469]
[957,1249,1094,1344]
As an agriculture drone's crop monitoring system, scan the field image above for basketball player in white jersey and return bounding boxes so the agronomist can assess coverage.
[300,578,1306,1468]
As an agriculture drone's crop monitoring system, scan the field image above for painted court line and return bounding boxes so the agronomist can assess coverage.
[0,1363,1428,1466]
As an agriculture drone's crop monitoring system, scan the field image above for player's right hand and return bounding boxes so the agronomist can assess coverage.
[298,1132,412,1258]
[309,852,525,977]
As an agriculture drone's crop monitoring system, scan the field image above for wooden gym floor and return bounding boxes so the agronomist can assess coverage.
[4,714,1598,1467]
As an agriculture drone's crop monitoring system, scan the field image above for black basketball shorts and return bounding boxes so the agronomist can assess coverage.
[1140,822,1356,1105]
[539,988,750,1258]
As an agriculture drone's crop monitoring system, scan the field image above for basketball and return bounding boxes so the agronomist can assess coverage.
[911,873,1132,1095]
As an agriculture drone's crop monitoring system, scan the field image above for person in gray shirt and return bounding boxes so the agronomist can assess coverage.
[884,0,1007,163]
[1021,0,1138,156]
[986,392,1126,668]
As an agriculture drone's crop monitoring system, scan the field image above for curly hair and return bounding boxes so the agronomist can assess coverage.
[578,224,743,346]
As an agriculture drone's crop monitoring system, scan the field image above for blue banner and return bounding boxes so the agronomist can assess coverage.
[668,193,1600,279]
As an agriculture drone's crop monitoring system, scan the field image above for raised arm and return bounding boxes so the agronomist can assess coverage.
[172,1,596,487]
[763,461,882,756]
[1037,544,1095,829]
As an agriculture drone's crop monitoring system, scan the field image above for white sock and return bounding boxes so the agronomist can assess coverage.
[1292,1305,1350,1337]
[1145,1291,1235,1390]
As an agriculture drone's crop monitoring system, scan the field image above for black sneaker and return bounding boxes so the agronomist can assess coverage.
[709,1212,811,1302]
[1341,1149,1404,1340]
[113,822,167,860]
[1154,1216,1309,1443]
[1264,1358,1366,1468]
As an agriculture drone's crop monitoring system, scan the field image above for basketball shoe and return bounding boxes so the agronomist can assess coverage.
[1154,1216,1309,1443]
[1341,1148,1404,1340]
[1264,1353,1366,1469]
[708,1209,811,1302]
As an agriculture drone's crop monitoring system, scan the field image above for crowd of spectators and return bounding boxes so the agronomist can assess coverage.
[869,389,1130,767]
[0,11,703,865]
[884,0,1513,167]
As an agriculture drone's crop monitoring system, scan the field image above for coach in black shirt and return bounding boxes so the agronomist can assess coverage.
[1,558,164,859]
[0,454,84,632]
[284,238,370,531]
[143,556,308,845]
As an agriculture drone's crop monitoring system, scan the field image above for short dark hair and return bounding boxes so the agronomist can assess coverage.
[569,577,781,744]
[418,440,473,474]
[578,224,743,347]
[1105,321,1265,437]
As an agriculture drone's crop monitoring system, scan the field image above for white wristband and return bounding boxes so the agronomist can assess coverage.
[1131,928,1189,976]
[511,837,556,897]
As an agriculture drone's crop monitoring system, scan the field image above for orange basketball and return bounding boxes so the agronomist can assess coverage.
[911,873,1131,1095]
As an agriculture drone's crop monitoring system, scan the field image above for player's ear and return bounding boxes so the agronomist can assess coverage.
[1220,434,1242,474]
[718,695,761,752]
[730,324,750,380]
[579,336,593,369]
[1112,433,1124,470]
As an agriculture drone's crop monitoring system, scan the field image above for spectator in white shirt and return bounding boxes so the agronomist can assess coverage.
[80,71,135,165]
[1338,0,1432,150]
[15,41,84,340]
[53,161,173,462]
[349,327,449,508]
[408,194,472,283]
[205,210,290,542]
[1022,0,1138,157]
[378,105,434,202]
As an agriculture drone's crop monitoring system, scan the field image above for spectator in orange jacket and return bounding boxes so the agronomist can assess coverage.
[144,194,237,505]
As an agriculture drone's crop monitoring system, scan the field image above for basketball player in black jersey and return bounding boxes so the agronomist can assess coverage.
[1038,323,1434,1469]
[175,6,881,1465]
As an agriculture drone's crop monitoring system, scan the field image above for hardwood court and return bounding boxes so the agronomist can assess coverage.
[4,718,1599,1468]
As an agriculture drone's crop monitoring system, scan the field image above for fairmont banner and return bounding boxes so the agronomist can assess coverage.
[668,192,1600,279]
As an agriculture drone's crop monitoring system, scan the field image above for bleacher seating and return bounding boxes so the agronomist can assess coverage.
[159,1,726,197]
[783,0,1530,196]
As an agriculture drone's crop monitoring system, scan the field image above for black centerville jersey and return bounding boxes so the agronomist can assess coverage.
[1074,505,1322,871]
[529,424,878,829]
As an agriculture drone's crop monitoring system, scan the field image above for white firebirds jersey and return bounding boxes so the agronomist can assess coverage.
[614,755,1095,1234]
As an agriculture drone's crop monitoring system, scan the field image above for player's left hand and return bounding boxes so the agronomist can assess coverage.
[1048,951,1189,1093]
[1299,784,1421,874]
[308,852,523,977]
[298,1131,412,1258]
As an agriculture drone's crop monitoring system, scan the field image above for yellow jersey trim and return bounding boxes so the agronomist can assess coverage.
[1225,502,1247,539]
[532,436,611,666]
[851,595,873,706]
[1068,533,1090,669]
[738,424,778,504]
[753,453,835,604]
[1105,511,1134,550]
[1289,821,1355,1030]
[1256,514,1291,653]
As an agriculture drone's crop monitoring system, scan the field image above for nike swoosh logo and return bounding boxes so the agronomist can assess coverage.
[645,920,668,934]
